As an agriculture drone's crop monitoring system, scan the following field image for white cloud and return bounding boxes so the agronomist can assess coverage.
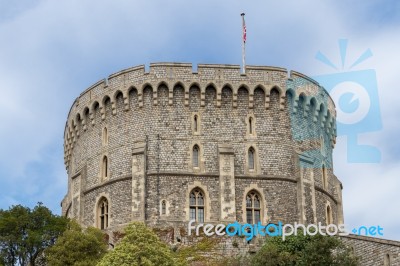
[0,0,398,239]
[335,141,400,240]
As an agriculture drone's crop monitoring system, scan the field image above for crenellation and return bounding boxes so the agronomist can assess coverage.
[62,62,397,259]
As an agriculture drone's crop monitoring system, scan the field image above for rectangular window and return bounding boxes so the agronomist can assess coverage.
[249,157,254,170]
[100,216,104,230]
[198,208,204,223]
[193,150,199,167]
[246,210,253,224]
[254,210,261,223]
[190,208,196,221]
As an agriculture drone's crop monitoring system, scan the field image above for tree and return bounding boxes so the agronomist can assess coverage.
[252,231,359,266]
[97,222,182,266]
[46,220,107,266]
[0,203,68,266]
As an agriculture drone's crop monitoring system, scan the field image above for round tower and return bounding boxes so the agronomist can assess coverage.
[61,62,343,232]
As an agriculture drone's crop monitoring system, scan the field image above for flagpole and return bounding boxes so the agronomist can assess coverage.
[241,13,246,74]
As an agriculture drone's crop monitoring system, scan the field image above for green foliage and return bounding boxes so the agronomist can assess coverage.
[46,220,107,266]
[252,232,359,266]
[97,222,182,266]
[212,254,252,266]
[0,203,68,266]
[175,237,218,265]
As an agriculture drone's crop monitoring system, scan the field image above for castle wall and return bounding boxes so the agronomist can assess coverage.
[82,178,132,227]
[58,63,400,264]
[341,235,400,265]
[62,63,341,232]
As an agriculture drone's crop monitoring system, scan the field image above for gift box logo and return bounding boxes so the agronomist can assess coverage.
[313,39,382,163]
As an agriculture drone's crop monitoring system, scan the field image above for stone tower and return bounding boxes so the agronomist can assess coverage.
[61,62,343,233]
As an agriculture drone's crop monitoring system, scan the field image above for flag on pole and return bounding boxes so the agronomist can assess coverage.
[243,19,246,43]
[241,13,246,74]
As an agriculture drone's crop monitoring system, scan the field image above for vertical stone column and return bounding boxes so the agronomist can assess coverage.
[71,172,83,223]
[296,165,306,224]
[336,181,344,224]
[296,153,316,224]
[310,170,317,224]
[218,144,236,222]
[132,141,146,221]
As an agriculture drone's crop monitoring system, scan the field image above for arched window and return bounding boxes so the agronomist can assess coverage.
[298,94,306,114]
[249,117,253,135]
[98,198,109,230]
[350,246,355,254]
[384,253,391,266]
[246,191,261,224]
[102,156,108,180]
[326,205,332,225]
[319,104,325,125]
[65,205,71,219]
[193,145,199,168]
[161,200,166,215]
[322,164,327,189]
[189,188,204,222]
[102,127,108,146]
[320,135,325,156]
[248,147,255,170]
[194,115,198,132]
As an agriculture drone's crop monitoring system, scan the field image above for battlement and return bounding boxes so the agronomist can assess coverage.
[64,63,338,169]
[67,62,335,122]
[62,63,344,237]
[76,62,289,107]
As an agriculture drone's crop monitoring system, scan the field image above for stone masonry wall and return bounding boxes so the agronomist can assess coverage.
[341,234,400,265]
[58,63,400,264]
[62,63,341,232]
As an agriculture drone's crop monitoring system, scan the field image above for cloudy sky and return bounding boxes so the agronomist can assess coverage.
[0,1,399,240]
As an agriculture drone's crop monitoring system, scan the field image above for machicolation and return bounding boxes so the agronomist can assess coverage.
[62,62,341,237]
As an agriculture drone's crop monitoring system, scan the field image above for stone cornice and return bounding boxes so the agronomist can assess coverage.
[83,175,132,195]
